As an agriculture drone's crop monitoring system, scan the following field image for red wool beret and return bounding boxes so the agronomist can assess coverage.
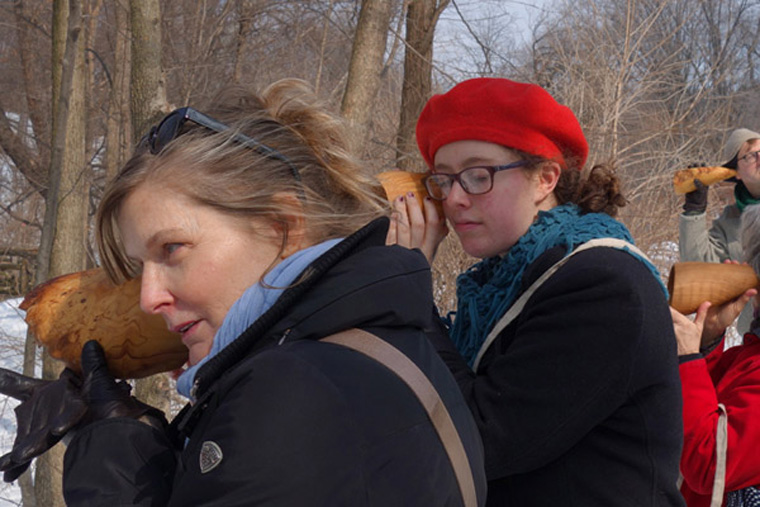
[416,78,588,170]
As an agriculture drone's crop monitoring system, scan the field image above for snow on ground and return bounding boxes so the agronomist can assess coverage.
[0,298,26,506]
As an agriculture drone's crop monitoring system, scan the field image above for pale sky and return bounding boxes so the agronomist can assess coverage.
[434,0,553,82]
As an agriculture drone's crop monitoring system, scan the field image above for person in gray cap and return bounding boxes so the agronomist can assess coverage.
[679,127,760,334]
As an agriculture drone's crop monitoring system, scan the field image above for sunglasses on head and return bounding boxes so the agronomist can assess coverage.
[142,107,301,182]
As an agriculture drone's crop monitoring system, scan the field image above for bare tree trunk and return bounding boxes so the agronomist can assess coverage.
[34,0,87,504]
[11,1,48,502]
[395,0,448,171]
[105,0,131,182]
[314,0,336,94]
[341,0,394,156]
[13,0,51,179]
[129,0,172,416]
[233,0,257,84]
[130,0,169,136]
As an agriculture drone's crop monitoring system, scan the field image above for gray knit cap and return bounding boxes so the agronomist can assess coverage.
[724,128,760,167]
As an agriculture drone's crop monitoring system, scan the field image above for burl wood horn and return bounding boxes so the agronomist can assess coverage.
[376,170,443,217]
[20,268,187,379]
[668,262,760,314]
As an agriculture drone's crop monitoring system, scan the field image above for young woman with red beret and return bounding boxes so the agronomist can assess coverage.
[389,78,685,506]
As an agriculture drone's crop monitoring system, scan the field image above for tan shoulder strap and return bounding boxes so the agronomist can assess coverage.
[321,328,478,507]
[676,403,727,506]
[711,403,728,507]
[473,238,650,372]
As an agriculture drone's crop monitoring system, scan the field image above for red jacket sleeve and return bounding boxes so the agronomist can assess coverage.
[679,337,760,495]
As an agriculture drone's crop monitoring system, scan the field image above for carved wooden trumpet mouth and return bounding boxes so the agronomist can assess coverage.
[20,268,187,379]
[376,170,443,217]
[668,262,760,314]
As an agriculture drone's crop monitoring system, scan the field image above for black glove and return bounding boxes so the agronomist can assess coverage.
[0,367,88,482]
[79,340,161,423]
[0,341,165,483]
[683,178,709,214]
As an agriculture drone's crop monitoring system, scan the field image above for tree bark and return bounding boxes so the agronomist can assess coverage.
[129,0,172,416]
[34,0,87,504]
[232,0,263,85]
[130,0,168,137]
[341,0,394,156]
[395,0,448,172]
[105,0,131,182]
[6,0,50,195]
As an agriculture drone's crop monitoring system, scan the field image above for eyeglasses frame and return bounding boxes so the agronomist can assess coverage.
[739,149,760,166]
[422,160,530,200]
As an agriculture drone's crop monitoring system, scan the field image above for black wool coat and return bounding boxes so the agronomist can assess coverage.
[428,245,686,507]
[63,218,487,507]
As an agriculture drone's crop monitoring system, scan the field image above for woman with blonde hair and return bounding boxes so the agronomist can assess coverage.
[0,79,486,506]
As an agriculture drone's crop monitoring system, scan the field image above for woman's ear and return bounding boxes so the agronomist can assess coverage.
[535,162,561,205]
[272,192,309,259]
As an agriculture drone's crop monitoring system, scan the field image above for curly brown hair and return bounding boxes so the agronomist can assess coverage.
[554,162,627,217]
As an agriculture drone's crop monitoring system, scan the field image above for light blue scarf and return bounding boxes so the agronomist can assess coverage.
[176,238,343,399]
[449,203,666,367]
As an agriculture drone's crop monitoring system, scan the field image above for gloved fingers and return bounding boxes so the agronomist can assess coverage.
[82,341,129,406]
[59,367,83,388]
[0,368,47,402]
[50,396,88,436]
[1,458,29,483]
[10,426,63,464]
[693,179,707,191]
[0,452,13,472]
[81,340,109,378]
[6,368,89,467]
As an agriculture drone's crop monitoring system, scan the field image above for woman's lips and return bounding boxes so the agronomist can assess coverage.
[453,220,479,232]
[172,320,199,334]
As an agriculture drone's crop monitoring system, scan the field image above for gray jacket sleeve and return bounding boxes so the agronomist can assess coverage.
[678,204,743,262]
[679,203,751,334]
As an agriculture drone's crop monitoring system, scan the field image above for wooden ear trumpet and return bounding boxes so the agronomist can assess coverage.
[672,166,737,194]
[668,262,760,314]
[376,170,444,217]
[20,268,187,379]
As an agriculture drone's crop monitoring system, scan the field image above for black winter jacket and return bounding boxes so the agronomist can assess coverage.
[63,218,487,506]
[429,245,685,506]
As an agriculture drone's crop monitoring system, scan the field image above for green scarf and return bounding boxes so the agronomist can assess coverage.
[734,182,760,212]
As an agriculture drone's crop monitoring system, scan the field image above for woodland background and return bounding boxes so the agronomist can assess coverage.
[0,0,759,504]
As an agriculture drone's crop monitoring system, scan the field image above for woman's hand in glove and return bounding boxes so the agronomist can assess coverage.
[0,367,87,482]
[79,340,165,425]
[0,340,166,483]
[683,163,710,214]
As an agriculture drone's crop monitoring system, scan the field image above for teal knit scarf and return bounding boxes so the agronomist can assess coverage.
[449,203,665,367]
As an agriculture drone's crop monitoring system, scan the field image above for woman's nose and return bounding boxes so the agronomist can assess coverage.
[444,179,471,208]
[139,264,172,315]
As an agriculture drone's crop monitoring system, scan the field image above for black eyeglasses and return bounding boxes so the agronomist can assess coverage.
[739,150,760,166]
[422,161,529,200]
[142,107,301,182]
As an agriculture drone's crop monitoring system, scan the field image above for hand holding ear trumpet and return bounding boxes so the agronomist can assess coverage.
[670,260,758,356]
[0,366,87,482]
[378,170,448,264]
[673,164,736,197]
[0,341,165,483]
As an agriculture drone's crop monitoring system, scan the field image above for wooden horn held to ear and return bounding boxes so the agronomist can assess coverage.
[376,170,444,218]
[20,268,187,379]
[668,262,760,315]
